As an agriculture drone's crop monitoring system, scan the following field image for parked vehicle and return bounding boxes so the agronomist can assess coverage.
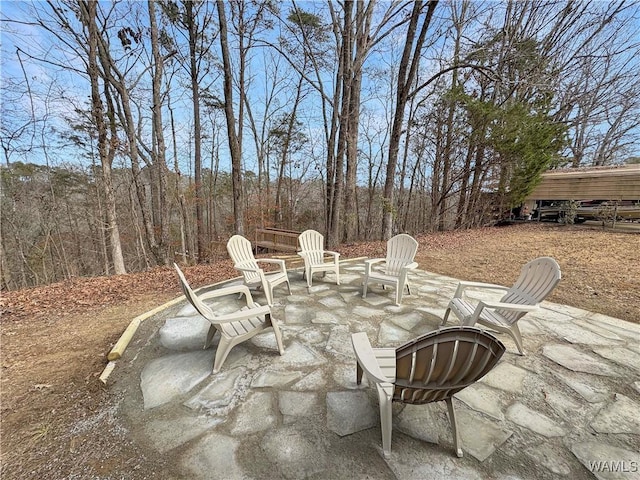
[533,200,640,223]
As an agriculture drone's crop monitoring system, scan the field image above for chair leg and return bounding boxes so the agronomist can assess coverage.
[285,280,292,296]
[270,316,285,355]
[204,324,217,349]
[442,308,451,326]
[356,362,363,385]
[378,388,393,457]
[445,397,463,458]
[362,278,369,299]
[509,323,525,356]
[212,337,234,374]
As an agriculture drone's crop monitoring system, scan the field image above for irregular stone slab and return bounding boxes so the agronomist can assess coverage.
[377,322,413,346]
[340,290,362,303]
[573,319,624,341]
[144,415,224,453]
[284,304,315,324]
[159,316,210,350]
[307,284,331,294]
[141,350,214,409]
[586,312,640,335]
[634,381,640,394]
[506,402,566,437]
[326,325,354,357]
[184,367,245,411]
[456,409,513,462]
[553,371,610,403]
[339,273,362,284]
[388,311,424,331]
[590,394,640,434]
[516,318,544,336]
[592,347,640,373]
[180,432,242,479]
[395,403,442,444]
[278,391,322,417]
[274,341,327,367]
[251,369,303,388]
[260,426,328,479]
[291,370,326,391]
[455,384,505,421]
[318,295,346,309]
[286,294,310,304]
[362,294,391,306]
[543,388,586,422]
[353,305,384,319]
[418,285,439,294]
[312,311,342,324]
[250,330,280,351]
[416,306,448,323]
[332,362,363,390]
[481,363,528,393]
[525,443,571,476]
[529,309,574,324]
[583,321,639,345]
[543,345,620,376]
[538,321,620,346]
[296,327,326,345]
[383,442,483,479]
[571,441,640,480]
[541,303,589,319]
[229,391,276,435]
[326,391,377,436]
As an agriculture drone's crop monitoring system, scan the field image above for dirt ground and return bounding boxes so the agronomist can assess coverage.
[1,222,638,479]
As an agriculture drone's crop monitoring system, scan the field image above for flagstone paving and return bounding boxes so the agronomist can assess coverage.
[112,262,640,479]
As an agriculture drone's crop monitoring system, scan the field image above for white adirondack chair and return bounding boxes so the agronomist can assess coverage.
[441,256,561,355]
[226,234,291,306]
[362,233,419,305]
[174,263,285,373]
[352,327,505,457]
[297,229,340,290]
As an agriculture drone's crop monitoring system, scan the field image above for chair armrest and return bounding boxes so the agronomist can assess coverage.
[454,281,510,298]
[351,332,391,384]
[478,300,538,313]
[199,284,254,304]
[234,263,261,274]
[364,258,385,274]
[469,301,538,324]
[256,258,286,271]
[325,250,340,258]
[403,261,418,271]
[208,304,272,325]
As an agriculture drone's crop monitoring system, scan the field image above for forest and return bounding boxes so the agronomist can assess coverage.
[1,1,639,290]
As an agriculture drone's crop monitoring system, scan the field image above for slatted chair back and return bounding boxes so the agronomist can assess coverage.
[498,257,561,325]
[393,326,505,405]
[174,263,215,320]
[298,229,326,266]
[227,235,261,284]
[385,234,419,276]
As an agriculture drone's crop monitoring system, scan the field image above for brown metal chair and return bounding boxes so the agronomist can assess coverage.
[352,326,505,457]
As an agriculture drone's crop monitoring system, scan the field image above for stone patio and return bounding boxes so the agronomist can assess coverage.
[111,261,640,479]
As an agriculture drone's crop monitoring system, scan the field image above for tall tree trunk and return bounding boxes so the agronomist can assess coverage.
[382,0,438,240]
[184,1,205,261]
[216,0,244,235]
[78,0,126,274]
[148,0,170,265]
